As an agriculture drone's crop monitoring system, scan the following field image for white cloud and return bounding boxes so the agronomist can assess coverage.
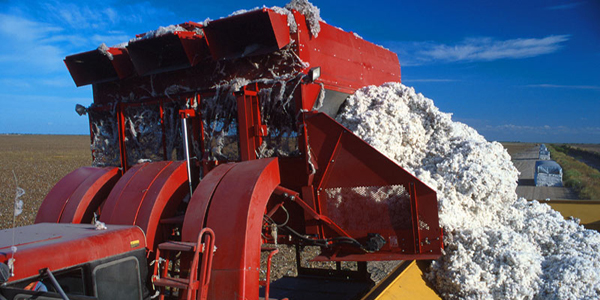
[42,2,120,30]
[483,124,600,136]
[402,79,457,83]
[421,36,570,62]
[0,14,66,74]
[546,2,585,10]
[387,35,570,65]
[41,1,175,30]
[526,84,600,91]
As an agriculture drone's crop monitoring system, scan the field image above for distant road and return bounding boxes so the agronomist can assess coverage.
[503,143,578,200]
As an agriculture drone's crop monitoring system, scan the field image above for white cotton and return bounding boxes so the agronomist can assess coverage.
[97,43,113,60]
[336,82,600,299]
[14,187,24,217]
[95,220,107,230]
[284,0,323,37]
[130,25,187,43]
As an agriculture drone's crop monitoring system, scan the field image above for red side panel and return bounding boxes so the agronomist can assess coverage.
[293,11,401,96]
[127,32,209,76]
[100,161,188,250]
[304,112,442,260]
[35,167,120,224]
[202,158,280,300]
[0,223,146,282]
[203,9,290,60]
[181,163,235,242]
[64,48,134,87]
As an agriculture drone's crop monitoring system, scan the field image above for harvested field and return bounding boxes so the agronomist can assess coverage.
[0,135,90,229]
[571,144,600,155]
[502,142,538,156]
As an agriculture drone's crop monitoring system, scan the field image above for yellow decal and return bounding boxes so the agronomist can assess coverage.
[130,240,140,248]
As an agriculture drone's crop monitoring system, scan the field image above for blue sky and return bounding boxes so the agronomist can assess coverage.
[0,0,598,143]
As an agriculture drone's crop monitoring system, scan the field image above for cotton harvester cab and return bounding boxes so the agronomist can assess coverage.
[2,6,443,300]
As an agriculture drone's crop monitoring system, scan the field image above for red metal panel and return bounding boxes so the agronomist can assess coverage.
[100,161,188,251]
[267,10,292,49]
[203,158,280,300]
[59,167,120,223]
[304,112,443,259]
[127,32,208,76]
[35,167,120,224]
[64,47,134,87]
[109,162,170,224]
[100,161,189,250]
[181,164,235,242]
[299,83,323,112]
[108,47,136,80]
[293,11,401,95]
[0,223,146,282]
[236,89,265,161]
[203,9,290,60]
[100,163,159,224]
[134,161,188,251]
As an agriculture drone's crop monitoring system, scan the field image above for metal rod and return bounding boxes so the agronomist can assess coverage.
[43,268,70,300]
[181,118,194,198]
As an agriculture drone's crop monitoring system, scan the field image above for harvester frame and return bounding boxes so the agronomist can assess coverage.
[1,6,443,300]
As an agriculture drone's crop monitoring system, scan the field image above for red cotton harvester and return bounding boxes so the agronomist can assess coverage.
[0,5,443,300]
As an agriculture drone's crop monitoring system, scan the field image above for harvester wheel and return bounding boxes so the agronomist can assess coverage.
[100,161,189,251]
[181,158,281,300]
[35,166,120,224]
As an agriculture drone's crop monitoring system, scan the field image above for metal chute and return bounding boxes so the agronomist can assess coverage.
[203,9,291,60]
[64,47,134,87]
[127,30,209,76]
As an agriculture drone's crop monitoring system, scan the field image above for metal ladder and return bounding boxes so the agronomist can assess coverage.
[152,228,215,300]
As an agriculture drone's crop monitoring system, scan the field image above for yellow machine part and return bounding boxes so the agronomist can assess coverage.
[361,260,441,300]
[545,200,600,231]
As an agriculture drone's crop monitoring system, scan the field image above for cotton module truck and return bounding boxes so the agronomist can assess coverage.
[0,6,446,300]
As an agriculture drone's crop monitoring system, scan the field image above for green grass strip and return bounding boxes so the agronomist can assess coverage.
[549,144,600,200]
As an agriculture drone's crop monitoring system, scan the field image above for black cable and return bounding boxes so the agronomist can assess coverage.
[262,210,379,252]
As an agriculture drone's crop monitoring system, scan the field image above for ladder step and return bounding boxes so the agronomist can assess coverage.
[158,241,197,252]
[153,277,195,290]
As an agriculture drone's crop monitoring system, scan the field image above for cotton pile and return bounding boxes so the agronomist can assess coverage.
[336,82,600,299]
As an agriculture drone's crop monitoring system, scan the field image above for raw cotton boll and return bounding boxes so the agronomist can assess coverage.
[428,228,542,300]
[337,82,519,232]
[97,43,113,60]
[538,254,600,300]
[285,0,322,37]
[337,82,600,299]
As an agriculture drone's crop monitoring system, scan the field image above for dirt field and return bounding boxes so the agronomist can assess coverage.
[0,135,91,229]
[570,144,600,154]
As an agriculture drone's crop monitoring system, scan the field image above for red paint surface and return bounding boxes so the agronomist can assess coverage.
[0,223,146,282]
[100,161,188,250]
[36,167,120,224]
[202,158,280,300]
